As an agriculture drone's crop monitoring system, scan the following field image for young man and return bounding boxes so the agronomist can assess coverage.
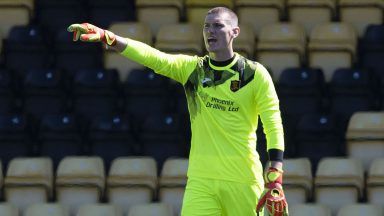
[68,7,288,216]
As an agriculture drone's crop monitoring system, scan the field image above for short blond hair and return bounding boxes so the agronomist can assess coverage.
[207,7,238,27]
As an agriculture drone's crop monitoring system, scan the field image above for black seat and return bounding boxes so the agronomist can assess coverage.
[88,113,140,169]
[360,24,384,77]
[37,113,84,168]
[0,68,18,114]
[4,25,52,73]
[22,69,69,118]
[72,68,121,120]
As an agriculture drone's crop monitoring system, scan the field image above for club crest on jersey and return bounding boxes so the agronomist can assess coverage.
[230,80,240,92]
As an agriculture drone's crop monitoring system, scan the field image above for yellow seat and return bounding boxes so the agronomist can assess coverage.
[0,0,33,37]
[339,0,384,37]
[308,22,357,82]
[0,203,18,216]
[346,111,384,170]
[235,0,285,36]
[155,23,203,55]
[233,24,255,59]
[283,158,312,205]
[289,204,331,216]
[4,157,53,215]
[256,22,306,81]
[136,0,183,36]
[159,158,188,216]
[337,204,383,216]
[128,203,173,216]
[367,158,384,206]
[56,156,105,216]
[104,22,152,81]
[77,204,123,216]
[24,203,69,216]
[314,157,364,215]
[287,0,336,35]
[185,0,234,26]
[107,156,157,215]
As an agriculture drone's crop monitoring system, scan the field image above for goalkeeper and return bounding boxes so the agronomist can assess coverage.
[68,7,288,216]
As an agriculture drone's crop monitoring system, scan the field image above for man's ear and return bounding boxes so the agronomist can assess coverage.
[232,26,240,38]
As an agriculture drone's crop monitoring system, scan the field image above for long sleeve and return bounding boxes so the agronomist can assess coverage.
[120,38,199,84]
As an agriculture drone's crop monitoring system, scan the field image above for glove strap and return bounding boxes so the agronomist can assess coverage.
[265,167,283,185]
[102,30,117,46]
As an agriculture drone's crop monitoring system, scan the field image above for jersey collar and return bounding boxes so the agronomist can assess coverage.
[208,53,239,71]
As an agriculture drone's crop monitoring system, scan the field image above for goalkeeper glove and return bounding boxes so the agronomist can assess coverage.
[67,23,116,46]
[256,167,289,216]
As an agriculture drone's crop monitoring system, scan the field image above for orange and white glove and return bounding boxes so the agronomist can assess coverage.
[256,167,289,216]
[67,23,116,46]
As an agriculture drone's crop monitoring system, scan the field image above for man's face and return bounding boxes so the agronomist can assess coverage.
[203,12,237,53]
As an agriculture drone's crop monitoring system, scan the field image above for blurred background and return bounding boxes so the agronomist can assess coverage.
[0,0,383,215]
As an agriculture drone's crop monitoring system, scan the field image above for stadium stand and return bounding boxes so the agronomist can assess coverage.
[24,203,69,216]
[308,22,357,82]
[0,0,33,37]
[289,203,331,216]
[360,24,384,78]
[256,22,306,81]
[339,0,384,37]
[314,157,364,215]
[287,0,336,35]
[159,158,188,215]
[135,0,183,36]
[185,0,233,26]
[77,203,123,216]
[233,24,255,59]
[0,203,19,216]
[234,0,284,36]
[283,158,312,205]
[367,158,384,207]
[127,203,173,216]
[104,22,153,81]
[55,156,105,216]
[106,157,157,215]
[337,204,383,216]
[0,68,18,114]
[346,111,384,171]
[4,157,53,214]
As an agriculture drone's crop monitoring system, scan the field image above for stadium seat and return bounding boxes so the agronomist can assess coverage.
[127,203,173,216]
[0,113,34,168]
[0,203,19,216]
[328,68,377,132]
[77,204,123,216]
[136,0,183,36]
[104,22,152,81]
[283,158,312,205]
[314,157,364,215]
[337,204,383,216]
[4,157,53,214]
[289,204,331,216]
[88,114,140,169]
[360,24,384,77]
[37,113,84,169]
[155,23,204,55]
[256,23,306,80]
[346,111,384,170]
[0,68,18,114]
[0,0,33,37]
[139,113,189,169]
[0,161,3,200]
[87,0,135,29]
[159,158,188,215]
[4,25,52,73]
[367,158,384,206]
[233,24,255,59]
[35,0,86,34]
[22,69,69,118]
[54,28,103,72]
[185,0,234,26]
[339,0,383,37]
[56,156,105,216]
[123,68,170,118]
[308,22,357,82]
[71,68,120,121]
[287,0,336,35]
[107,157,157,215]
[234,0,285,36]
[295,114,344,170]
[24,203,69,216]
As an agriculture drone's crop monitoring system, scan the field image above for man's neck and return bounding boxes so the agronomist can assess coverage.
[209,50,234,62]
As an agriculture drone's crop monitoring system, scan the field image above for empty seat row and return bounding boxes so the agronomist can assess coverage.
[290,203,383,216]
[0,156,188,215]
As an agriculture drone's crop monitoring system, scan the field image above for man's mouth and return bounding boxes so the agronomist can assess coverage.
[208,38,217,44]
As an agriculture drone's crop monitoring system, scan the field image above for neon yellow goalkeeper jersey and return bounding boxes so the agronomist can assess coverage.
[121,39,284,185]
